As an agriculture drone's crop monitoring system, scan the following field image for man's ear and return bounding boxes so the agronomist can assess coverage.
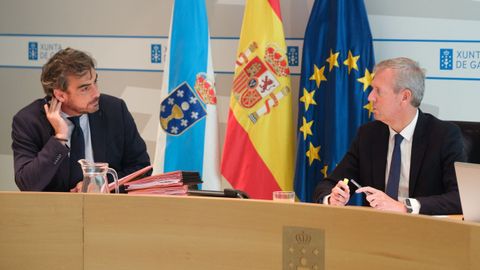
[402,89,412,102]
[53,89,66,102]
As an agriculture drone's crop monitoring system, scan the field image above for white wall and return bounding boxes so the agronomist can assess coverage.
[1,0,479,190]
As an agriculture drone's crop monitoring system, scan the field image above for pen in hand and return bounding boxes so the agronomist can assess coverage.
[349,179,372,195]
[350,179,362,189]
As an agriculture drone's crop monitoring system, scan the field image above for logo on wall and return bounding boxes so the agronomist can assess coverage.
[439,47,480,72]
[440,48,453,70]
[28,42,38,61]
[26,42,62,61]
[287,46,299,67]
[151,44,162,64]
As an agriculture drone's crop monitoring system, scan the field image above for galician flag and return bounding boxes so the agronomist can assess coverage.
[221,0,295,199]
[153,0,221,190]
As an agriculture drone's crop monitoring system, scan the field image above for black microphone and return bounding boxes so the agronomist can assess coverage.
[224,188,250,199]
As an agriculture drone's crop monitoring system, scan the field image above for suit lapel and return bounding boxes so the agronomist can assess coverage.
[89,108,107,162]
[409,111,428,196]
[372,123,389,191]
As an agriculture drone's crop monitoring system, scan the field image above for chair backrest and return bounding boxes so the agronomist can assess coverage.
[450,121,480,164]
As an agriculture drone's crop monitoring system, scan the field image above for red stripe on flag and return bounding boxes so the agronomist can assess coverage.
[233,73,248,93]
[268,0,282,21]
[221,110,281,199]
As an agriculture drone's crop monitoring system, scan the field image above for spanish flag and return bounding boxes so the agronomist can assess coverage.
[221,0,294,200]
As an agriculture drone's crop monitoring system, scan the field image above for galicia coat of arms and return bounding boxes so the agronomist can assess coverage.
[194,73,217,105]
[160,82,207,135]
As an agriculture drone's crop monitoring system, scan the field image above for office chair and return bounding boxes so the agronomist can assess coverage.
[450,121,480,164]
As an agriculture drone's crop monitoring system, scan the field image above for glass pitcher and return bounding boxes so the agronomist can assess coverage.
[78,159,119,194]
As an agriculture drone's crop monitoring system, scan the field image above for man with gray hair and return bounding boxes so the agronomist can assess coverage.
[12,48,150,192]
[313,57,465,215]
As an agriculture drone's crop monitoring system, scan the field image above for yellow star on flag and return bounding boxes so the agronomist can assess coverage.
[299,88,317,111]
[357,68,375,91]
[320,165,328,178]
[306,142,321,165]
[363,101,374,118]
[343,50,360,74]
[326,49,340,72]
[299,117,313,140]
[309,64,327,88]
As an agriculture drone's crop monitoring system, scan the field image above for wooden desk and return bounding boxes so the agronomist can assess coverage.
[0,192,83,270]
[1,192,479,270]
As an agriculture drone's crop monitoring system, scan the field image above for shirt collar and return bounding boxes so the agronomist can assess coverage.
[388,109,419,142]
[60,112,88,126]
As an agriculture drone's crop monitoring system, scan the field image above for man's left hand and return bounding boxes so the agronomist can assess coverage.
[70,181,83,193]
[356,186,407,213]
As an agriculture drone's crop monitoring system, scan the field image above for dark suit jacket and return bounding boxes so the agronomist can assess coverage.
[12,94,150,192]
[313,111,465,215]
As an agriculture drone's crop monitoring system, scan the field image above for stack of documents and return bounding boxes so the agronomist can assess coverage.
[124,171,202,195]
[108,165,153,192]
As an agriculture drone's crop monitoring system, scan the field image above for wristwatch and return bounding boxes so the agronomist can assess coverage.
[405,198,414,213]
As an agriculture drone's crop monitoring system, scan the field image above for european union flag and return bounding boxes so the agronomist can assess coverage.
[294,0,375,202]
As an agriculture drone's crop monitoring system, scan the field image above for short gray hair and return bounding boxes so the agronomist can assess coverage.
[374,57,425,107]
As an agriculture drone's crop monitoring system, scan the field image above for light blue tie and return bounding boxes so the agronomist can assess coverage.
[386,133,403,200]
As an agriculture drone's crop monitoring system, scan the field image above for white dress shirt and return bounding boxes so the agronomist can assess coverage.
[61,112,94,162]
[385,109,421,214]
[324,109,422,214]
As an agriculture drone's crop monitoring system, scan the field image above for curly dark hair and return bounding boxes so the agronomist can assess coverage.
[40,47,96,96]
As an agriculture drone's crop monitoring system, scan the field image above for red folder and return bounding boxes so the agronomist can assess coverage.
[108,165,153,192]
